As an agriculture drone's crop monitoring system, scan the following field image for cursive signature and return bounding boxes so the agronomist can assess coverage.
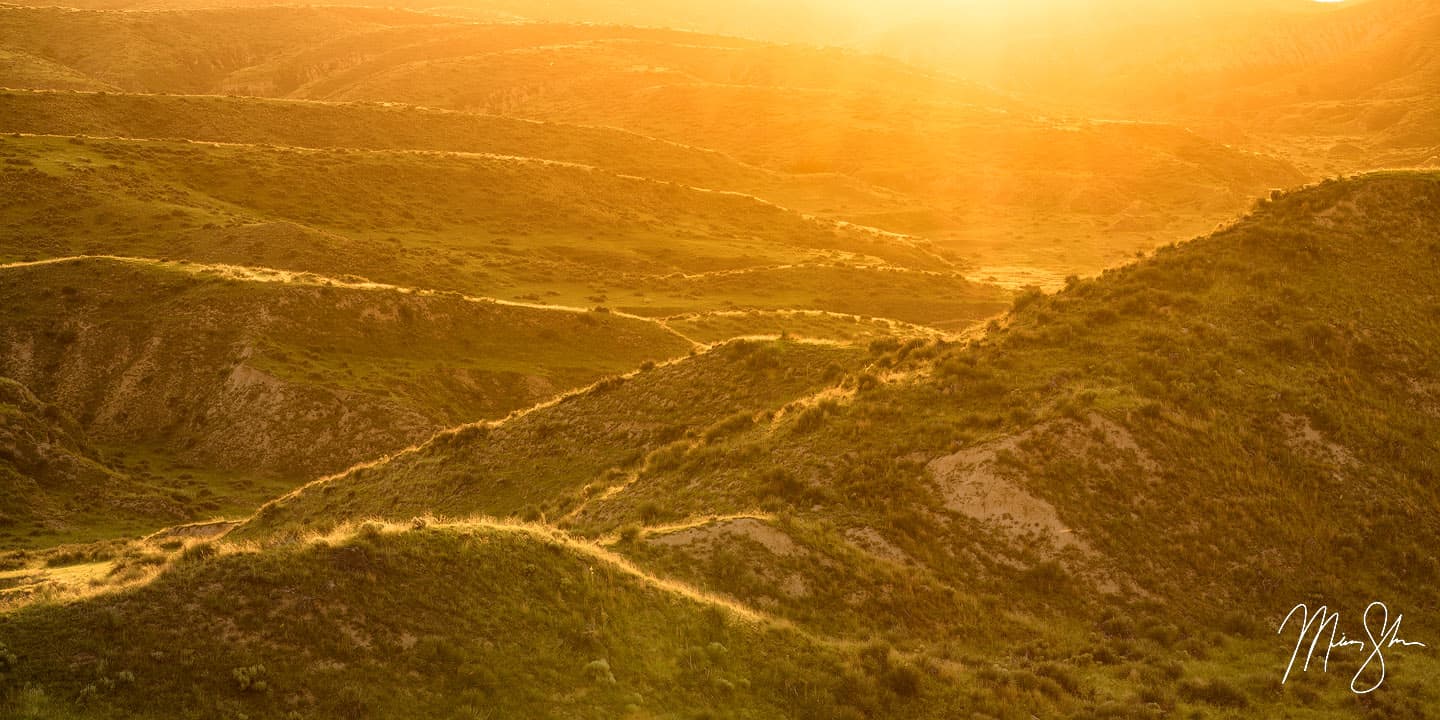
[1278,602,1427,694]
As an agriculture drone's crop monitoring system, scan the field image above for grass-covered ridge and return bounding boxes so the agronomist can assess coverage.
[215,171,1440,717]
[569,171,1440,612]
[0,132,1006,328]
[0,6,1310,281]
[0,256,693,543]
[240,339,877,538]
[0,521,917,720]
[0,89,907,225]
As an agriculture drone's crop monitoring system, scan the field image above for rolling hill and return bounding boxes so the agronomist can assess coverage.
[871,0,1440,174]
[1,131,1007,326]
[6,173,1430,717]
[0,5,1310,280]
[1,3,1438,719]
[0,88,907,223]
[0,256,695,544]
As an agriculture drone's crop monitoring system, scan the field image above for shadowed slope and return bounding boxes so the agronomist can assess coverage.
[239,339,875,537]
[0,377,187,544]
[0,257,692,486]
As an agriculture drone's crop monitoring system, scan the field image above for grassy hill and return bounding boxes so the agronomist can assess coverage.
[1,522,913,720]
[105,171,1438,718]
[0,130,1005,328]
[0,89,910,224]
[240,339,876,537]
[0,6,1309,279]
[1,4,1438,718]
[0,257,693,543]
[0,5,449,93]
[873,0,1440,175]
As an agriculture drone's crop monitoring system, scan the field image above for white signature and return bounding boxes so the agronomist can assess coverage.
[1278,602,1427,694]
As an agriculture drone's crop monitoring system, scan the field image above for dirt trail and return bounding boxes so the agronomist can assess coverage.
[316,517,877,652]
[254,334,849,515]
[0,253,684,326]
[642,516,795,556]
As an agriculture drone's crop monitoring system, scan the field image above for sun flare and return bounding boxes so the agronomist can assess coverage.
[1,0,1437,716]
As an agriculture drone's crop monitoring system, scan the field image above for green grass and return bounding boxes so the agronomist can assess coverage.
[240,339,876,538]
[0,132,1007,327]
[0,257,692,544]
[0,8,1312,283]
[0,6,1437,713]
[0,522,923,720]
[244,172,1440,717]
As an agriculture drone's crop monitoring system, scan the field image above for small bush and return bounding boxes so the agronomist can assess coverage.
[0,641,17,684]
[584,659,616,685]
[232,665,269,693]
[703,412,754,444]
[1012,286,1046,313]
[179,543,217,564]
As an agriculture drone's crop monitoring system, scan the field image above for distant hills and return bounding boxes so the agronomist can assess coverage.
[870,0,1440,172]
[0,6,1309,278]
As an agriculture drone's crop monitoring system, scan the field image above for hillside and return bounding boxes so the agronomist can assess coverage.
[0,521,971,720]
[0,130,1007,327]
[0,376,190,547]
[872,0,1440,174]
[205,172,1440,717]
[0,257,696,542]
[0,89,910,224]
[2,5,1438,719]
[239,339,875,536]
[0,6,1309,280]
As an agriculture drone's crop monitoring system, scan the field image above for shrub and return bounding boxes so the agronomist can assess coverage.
[1012,286,1046,313]
[759,468,807,502]
[0,641,17,685]
[1019,560,1069,594]
[232,665,269,693]
[703,412,754,444]
[868,337,902,355]
[584,659,616,685]
[179,542,217,564]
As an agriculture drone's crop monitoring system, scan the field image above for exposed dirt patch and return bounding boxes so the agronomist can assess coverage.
[779,573,810,599]
[1280,413,1355,474]
[843,527,911,565]
[928,413,1153,551]
[645,517,797,557]
[929,435,1084,550]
